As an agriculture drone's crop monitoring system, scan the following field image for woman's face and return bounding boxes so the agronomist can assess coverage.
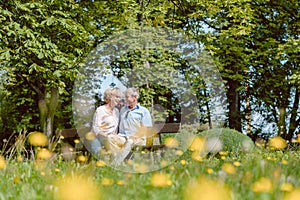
[110,94,121,107]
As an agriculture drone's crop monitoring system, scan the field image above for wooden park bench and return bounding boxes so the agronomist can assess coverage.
[57,122,181,154]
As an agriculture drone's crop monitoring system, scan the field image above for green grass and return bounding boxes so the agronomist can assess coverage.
[1,131,300,200]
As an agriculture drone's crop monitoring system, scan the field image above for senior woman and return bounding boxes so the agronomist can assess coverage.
[89,87,130,165]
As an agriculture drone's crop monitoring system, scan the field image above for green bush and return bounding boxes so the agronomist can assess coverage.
[198,128,255,152]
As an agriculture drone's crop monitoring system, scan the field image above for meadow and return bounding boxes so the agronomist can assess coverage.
[1,129,300,200]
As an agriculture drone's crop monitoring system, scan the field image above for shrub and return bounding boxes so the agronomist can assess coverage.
[198,128,255,153]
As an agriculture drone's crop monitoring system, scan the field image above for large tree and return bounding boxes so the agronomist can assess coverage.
[248,0,300,140]
[164,0,299,139]
[0,0,92,137]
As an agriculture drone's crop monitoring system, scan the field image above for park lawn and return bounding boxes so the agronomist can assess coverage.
[1,145,300,200]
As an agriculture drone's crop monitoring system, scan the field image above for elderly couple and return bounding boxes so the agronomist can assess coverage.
[89,87,152,165]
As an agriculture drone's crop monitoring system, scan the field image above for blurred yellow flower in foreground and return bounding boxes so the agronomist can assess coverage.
[74,139,80,144]
[233,161,241,167]
[268,136,287,150]
[101,178,113,186]
[282,159,289,165]
[184,176,231,200]
[284,188,300,200]
[188,136,206,152]
[222,163,236,175]
[206,168,214,174]
[28,131,48,146]
[251,177,273,193]
[292,134,300,143]
[36,148,52,160]
[96,160,106,167]
[150,173,172,188]
[281,183,294,192]
[85,132,96,141]
[0,156,6,169]
[116,180,124,186]
[14,176,21,184]
[191,151,204,162]
[164,137,179,148]
[77,155,88,163]
[55,174,101,200]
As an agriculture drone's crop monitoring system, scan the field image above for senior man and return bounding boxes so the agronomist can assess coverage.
[118,87,153,146]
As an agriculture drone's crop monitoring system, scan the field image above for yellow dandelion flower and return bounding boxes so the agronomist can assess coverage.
[101,178,113,186]
[283,188,300,200]
[180,160,187,165]
[40,171,46,176]
[221,156,226,160]
[0,156,6,169]
[184,176,231,200]
[219,151,228,156]
[233,161,241,167]
[169,165,175,171]
[281,183,294,192]
[292,134,300,143]
[17,155,23,162]
[14,176,21,184]
[191,152,203,162]
[255,138,266,147]
[36,148,52,160]
[282,160,289,165]
[268,136,287,150]
[74,139,80,144]
[150,173,172,188]
[55,174,101,200]
[77,155,88,162]
[28,131,48,146]
[188,136,206,152]
[222,163,236,175]
[85,132,96,141]
[116,180,124,186]
[164,137,179,148]
[96,160,106,167]
[206,168,214,174]
[251,177,273,193]
[55,168,60,172]
[175,150,183,156]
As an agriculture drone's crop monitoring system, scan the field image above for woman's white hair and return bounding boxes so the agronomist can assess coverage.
[104,87,122,103]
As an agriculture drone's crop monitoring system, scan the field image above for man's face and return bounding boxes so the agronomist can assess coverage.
[125,94,136,108]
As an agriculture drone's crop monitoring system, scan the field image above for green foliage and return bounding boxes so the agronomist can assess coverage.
[0,0,93,135]
[199,128,255,152]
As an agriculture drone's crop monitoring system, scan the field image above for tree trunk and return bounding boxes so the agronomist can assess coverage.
[46,87,59,138]
[278,107,287,138]
[286,88,299,141]
[38,98,48,134]
[37,87,59,139]
[226,79,242,132]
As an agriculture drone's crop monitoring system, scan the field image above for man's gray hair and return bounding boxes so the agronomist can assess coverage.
[126,87,140,99]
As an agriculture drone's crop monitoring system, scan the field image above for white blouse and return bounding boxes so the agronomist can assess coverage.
[92,106,119,136]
